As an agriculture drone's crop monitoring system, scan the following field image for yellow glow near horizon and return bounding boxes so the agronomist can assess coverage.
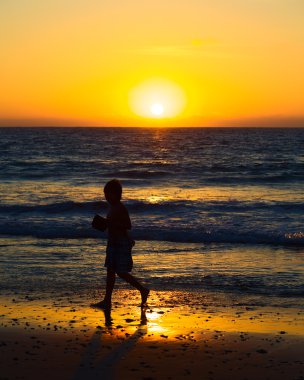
[129,78,186,120]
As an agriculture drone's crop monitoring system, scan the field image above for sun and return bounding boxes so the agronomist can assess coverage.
[129,78,185,119]
[150,103,164,117]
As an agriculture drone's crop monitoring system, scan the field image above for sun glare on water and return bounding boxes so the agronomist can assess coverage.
[129,78,185,119]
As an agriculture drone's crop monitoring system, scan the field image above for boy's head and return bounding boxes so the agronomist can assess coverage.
[104,179,122,204]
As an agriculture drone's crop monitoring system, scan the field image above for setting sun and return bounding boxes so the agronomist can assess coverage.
[129,78,186,120]
[150,103,164,117]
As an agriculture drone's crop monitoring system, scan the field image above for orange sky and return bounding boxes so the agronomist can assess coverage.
[1,0,304,127]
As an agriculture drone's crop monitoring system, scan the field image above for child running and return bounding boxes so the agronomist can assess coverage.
[91,179,149,309]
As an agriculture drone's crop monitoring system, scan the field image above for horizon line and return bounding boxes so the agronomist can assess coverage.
[1,116,304,128]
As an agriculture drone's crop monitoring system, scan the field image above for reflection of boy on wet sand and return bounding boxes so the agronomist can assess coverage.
[91,179,149,309]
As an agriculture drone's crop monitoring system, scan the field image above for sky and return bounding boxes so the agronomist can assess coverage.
[0,0,304,127]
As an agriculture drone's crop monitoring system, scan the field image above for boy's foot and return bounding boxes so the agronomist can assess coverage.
[90,300,111,309]
[140,288,150,306]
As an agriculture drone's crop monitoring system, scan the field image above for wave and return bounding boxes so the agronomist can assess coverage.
[202,174,304,185]
[1,199,304,214]
[1,222,304,246]
[1,171,303,185]
[133,227,304,247]
[104,169,172,178]
[1,198,303,246]
[0,201,106,214]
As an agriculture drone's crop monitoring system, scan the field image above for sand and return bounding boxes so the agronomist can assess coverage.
[1,290,303,380]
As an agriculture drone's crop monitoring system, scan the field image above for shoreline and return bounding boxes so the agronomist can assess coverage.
[1,291,303,379]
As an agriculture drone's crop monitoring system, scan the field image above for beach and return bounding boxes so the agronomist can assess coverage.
[1,290,303,380]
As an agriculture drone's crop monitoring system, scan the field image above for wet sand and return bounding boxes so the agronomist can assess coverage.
[1,290,303,380]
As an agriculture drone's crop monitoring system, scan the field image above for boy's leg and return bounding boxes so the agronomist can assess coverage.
[116,272,149,305]
[104,268,116,303]
[91,268,115,308]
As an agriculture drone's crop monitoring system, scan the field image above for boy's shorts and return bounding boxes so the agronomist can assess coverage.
[105,238,133,273]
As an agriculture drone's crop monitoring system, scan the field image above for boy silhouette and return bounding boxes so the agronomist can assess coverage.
[91,179,149,309]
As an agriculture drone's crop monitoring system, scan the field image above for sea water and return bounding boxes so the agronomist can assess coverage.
[0,127,303,306]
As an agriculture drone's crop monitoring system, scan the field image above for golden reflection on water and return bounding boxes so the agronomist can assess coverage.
[124,186,304,203]
[146,195,167,204]
[2,181,303,205]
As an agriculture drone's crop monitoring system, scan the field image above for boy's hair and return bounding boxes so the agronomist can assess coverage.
[104,179,122,199]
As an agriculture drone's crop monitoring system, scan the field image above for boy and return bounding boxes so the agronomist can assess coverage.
[91,179,149,309]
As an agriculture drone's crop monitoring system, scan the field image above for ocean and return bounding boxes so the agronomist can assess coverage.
[0,127,303,307]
